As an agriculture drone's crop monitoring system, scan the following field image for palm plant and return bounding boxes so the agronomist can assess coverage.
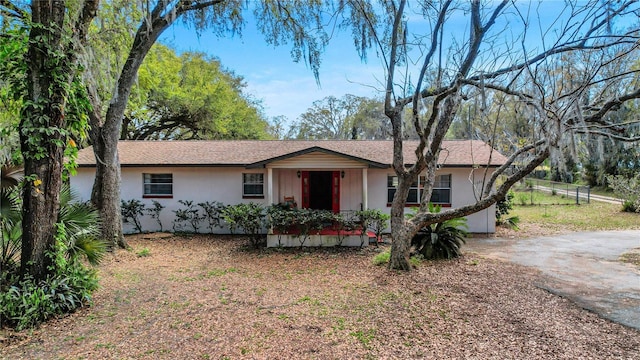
[1,185,22,275]
[57,185,106,265]
[409,204,468,260]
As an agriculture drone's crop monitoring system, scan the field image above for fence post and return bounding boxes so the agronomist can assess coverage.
[576,188,579,205]
[587,186,590,204]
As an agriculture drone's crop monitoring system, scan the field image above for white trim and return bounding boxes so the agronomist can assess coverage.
[267,168,273,205]
[362,168,368,210]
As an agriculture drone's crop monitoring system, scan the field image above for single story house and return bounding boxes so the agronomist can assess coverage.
[71,140,507,246]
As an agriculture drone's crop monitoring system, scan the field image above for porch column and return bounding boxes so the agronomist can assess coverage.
[267,167,273,205]
[362,168,368,210]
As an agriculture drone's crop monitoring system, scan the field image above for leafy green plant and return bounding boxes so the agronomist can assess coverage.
[221,203,267,247]
[1,185,22,275]
[333,211,357,246]
[294,209,333,247]
[1,264,98,330]
[266,204,296,247]
[516,191,529,206]
[173,200,203,233]
[59,186,106,265]
[198,201,224,233]
[357,209,389,247]
[121,199,146,233]
[496,190,519,229]
[0,186,102,331]
[146,200,165,232]
[409,204,468,260]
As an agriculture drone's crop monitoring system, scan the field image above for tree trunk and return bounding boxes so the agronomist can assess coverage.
[19,0,98,279]
[387,173,413,271]
[90,125,126,249]
[88,8,167,249]
[20,151,64,280]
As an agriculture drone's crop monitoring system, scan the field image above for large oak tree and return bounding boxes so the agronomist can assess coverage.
[2,0,99,280]
[84,0,329,249]
[343,0,640,270]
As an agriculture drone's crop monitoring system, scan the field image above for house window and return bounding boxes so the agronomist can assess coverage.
[243,173,264,198]
[387,174,451,205]
[143,173,173,197]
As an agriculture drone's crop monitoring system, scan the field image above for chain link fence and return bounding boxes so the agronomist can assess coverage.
[512,178,591,205]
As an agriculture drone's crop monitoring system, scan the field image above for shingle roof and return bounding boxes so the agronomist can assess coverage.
[76,140,507,168]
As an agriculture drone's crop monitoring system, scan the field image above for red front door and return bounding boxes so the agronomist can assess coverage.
[300,171,340,212]
[301,171,310,209]
[331,171,340,213]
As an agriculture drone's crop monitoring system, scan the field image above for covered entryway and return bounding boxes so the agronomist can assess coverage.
[301,171,340,212]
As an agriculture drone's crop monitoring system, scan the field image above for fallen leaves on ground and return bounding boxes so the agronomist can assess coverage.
[1,234,638,359]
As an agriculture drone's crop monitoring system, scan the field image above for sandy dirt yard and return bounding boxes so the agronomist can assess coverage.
[1,233,639,359]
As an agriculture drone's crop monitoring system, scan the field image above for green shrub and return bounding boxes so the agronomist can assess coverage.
[357,209,390,246]
[496,190,514,220]
[121,199,146,233]
[1,263,98,330]
[146,200,165,232]
[333,211,357,246]
[222,203,267,247]
[409,204,468,260]
[59,187,106,265]
[0,184,103,331]
[496,190,519,229]
[292,208,333,247]
[172,200,203,233]
[516,192,529,205]
[266,203,296,247]
[198,201,224,233]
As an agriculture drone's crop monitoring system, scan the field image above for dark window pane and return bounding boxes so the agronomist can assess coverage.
[144,174,173,195]
[387,189,396,203]
[407,189,418,203]
[243,173,264,196]
[430,189,451,203]
[244,184,263,195]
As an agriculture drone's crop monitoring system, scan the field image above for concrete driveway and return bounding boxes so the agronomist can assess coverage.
[465,230,640,330]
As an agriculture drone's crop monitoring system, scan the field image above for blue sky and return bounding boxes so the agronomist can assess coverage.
[160,19,382,124]
[158,1,631,126]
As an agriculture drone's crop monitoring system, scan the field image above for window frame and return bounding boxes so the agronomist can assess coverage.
[242,173,265,199]
[143,173,173,198]
[387,174,451,207]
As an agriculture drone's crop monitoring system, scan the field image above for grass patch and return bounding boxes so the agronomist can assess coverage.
[511,201,640,232]
[136,248,150,257]
[350,329,376,347]
[513,190,578,205]
[372,251,390,266]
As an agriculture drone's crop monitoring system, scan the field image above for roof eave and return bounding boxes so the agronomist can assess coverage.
[246,146,389,169]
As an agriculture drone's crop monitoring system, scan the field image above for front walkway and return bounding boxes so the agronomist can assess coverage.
[465,230,640,329]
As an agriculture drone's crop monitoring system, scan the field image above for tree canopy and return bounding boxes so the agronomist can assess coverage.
[291,94,390,140]
[124,44,270,140]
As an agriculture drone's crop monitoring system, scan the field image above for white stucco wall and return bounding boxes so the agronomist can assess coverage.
[72,166,270,234]
[366,167,497,234]
[70,164,497,235]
